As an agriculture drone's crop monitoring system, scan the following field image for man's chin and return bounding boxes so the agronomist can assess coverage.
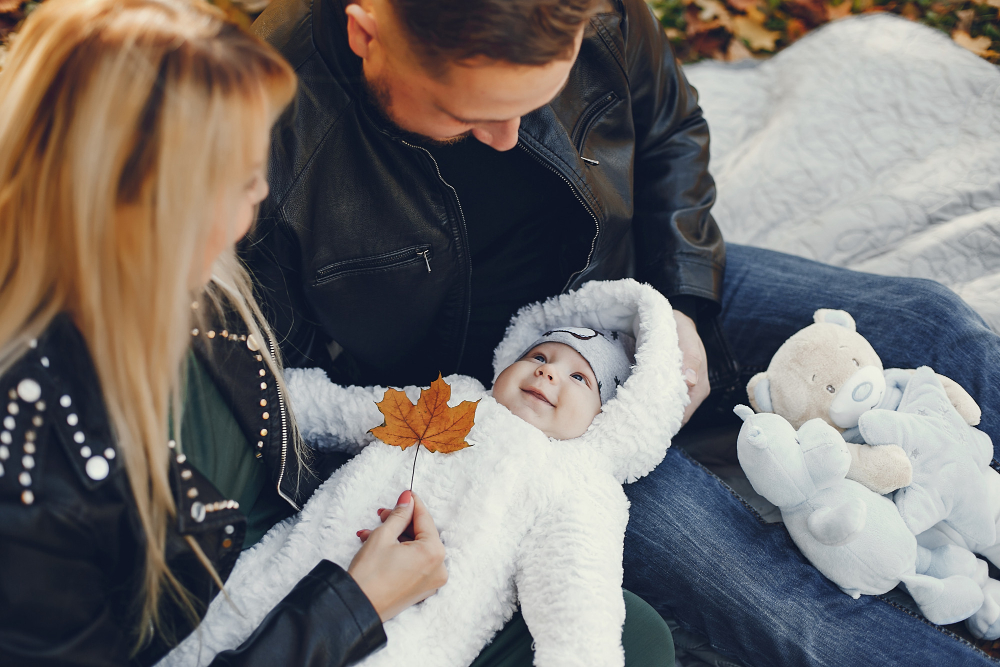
[361,73,472,148]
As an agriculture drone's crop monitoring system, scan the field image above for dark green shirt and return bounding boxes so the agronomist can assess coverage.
[180,351,294,549]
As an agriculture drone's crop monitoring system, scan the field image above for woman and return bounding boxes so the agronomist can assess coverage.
[0,0,445,664]
[0,2,675,665]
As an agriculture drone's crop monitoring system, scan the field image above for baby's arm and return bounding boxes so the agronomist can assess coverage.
[284,367,388,454]
[514,476,629,667]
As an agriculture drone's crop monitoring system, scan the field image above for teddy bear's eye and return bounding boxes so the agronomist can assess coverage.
[826,385,836,394]
[852,358,860,367]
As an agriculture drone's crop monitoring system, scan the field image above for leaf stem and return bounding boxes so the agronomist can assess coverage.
[410,443,420,492]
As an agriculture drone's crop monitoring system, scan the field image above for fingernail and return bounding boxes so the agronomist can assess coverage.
[356,530,363,537]
[396,490,412,507]
[684,368,697,385]
[377,508,385,517]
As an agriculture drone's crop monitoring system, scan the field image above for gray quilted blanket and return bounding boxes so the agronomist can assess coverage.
[685,14,1000,332]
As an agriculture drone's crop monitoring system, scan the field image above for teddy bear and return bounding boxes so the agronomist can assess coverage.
[732,404,985,626]
[745,308,981,496]
[744,308,1000,638]
[159,279,688,667]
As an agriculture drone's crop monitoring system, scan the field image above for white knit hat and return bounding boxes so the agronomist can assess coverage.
[521,326,636,404]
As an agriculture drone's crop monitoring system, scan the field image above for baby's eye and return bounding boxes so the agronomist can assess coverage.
[571,373,586,383]
[532,354,546,363]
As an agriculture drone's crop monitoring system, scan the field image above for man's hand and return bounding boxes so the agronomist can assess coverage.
[674,311,710,425]
[348,490,448,622]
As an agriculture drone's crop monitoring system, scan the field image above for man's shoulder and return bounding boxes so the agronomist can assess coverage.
[252,0,317,71]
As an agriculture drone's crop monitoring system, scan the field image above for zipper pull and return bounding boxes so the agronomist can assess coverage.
[581,156,600,166]
[418,250,432,273]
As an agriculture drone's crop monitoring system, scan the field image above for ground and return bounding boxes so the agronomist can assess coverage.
[0,0,997,66]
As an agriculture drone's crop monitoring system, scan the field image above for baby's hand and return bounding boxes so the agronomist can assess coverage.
[357,503,415,542]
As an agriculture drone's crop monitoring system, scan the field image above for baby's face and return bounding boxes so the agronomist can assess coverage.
[492,342,602,440]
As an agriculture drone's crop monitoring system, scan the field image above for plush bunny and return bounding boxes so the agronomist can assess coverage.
[746,309,981,495]
[159,279,688,667]
[733,405,984,626]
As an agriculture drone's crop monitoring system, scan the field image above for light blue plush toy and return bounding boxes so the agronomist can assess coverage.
[859,367,1000,638]
[859,366,996,547]
[734,405,985,626]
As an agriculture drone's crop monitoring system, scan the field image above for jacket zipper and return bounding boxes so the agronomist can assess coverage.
[519,143,601,293]
[573,92,619,153]
[399,139,472,371]
[268,334,300,511]
[313,245,432,285]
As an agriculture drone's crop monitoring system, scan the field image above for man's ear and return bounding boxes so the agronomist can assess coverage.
[747,373,773,413]
[345,2,379,60]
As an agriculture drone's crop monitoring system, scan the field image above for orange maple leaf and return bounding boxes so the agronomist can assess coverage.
[370,374,478,454]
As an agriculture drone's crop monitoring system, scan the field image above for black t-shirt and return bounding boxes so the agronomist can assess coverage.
[426,138,589,385]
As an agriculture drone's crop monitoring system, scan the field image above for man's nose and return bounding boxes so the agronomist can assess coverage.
[472,118,520,151]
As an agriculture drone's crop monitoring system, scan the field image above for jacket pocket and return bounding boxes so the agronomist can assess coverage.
[572,91,621,153]
[312,245,433,287]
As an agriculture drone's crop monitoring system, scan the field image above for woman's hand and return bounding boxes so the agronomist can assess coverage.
[674,311,710,425]
[347,490,447,622]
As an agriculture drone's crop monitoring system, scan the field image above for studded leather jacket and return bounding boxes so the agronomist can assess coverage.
[0,314,386,666]
[244,0,727,389]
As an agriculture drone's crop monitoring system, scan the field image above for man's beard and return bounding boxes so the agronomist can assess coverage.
[361,71,472,148]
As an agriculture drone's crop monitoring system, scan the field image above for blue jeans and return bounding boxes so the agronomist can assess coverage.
[623,243,1000,666]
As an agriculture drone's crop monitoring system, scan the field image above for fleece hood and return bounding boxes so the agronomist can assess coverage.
[492,279,688,484]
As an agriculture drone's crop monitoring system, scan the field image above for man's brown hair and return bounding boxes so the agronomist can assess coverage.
[388,0,603,72]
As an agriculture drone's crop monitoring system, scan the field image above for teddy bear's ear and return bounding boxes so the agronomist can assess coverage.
[813,309,856,332]
[747,373,774,413]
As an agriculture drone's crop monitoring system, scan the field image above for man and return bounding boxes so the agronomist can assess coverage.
[245,0,1000,664]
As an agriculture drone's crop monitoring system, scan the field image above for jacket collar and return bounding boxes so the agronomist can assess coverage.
[27,314,122,493]
[314,0,363,89]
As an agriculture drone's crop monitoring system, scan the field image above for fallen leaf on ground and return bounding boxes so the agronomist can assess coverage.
[733,15,782,50]
[695,0,733,22]
[370,374,478,454]
[953,30,999,58]
[786,17,809,40]
[783,0,830,26]
[826,0,854,18]
[955,8,975,32]
[726,37,754,60]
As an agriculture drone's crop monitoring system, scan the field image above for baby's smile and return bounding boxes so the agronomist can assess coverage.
[521,385,555,407]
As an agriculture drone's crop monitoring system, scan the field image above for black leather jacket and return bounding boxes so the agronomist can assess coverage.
[0,315,385,666]
[244,0,726,388]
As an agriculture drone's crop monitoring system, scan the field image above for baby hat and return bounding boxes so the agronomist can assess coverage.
[523,327,636,404]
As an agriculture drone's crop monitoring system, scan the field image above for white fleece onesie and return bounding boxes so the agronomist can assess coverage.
[159,278,687,667]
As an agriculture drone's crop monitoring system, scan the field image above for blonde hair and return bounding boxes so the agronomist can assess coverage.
[0,0,297,650]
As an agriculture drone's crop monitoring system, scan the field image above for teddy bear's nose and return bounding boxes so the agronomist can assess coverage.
[852,382,873,402]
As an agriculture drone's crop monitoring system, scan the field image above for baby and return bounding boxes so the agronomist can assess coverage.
[492,326,636,440]
[161,278,687,667]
